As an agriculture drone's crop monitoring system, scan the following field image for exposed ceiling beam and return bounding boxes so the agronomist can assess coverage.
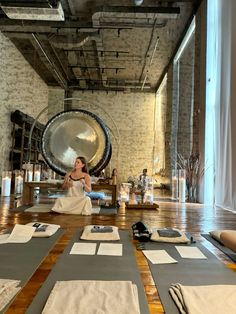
[31,33,68,89]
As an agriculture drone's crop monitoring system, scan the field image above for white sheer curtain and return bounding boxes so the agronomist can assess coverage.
[212,0,236,211]
[204,0,219,205]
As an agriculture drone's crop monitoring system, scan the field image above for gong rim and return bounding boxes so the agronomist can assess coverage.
[41,109,111,176]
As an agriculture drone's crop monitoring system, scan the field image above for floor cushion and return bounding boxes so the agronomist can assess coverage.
[80,225,120,241]
[150,228,190,243]
[220,230,236,253]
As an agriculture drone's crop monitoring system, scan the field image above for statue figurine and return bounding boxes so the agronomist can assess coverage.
[112,168,117,185]
[139,169,148,204]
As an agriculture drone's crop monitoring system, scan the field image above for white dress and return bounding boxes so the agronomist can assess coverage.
[51,179,92,215]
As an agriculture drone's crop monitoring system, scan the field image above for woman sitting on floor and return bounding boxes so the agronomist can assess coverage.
[51,156,92,215]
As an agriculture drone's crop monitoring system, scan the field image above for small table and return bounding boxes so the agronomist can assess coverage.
[125,203,159,210]
[23,181,117,207]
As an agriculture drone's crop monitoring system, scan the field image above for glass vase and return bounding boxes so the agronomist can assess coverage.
[171,169,178,200]
[178,169,186,203]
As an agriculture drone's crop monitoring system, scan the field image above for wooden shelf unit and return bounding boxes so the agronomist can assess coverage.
[10,110,45,171]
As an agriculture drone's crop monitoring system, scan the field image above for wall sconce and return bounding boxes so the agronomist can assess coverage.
[1,171,12,197]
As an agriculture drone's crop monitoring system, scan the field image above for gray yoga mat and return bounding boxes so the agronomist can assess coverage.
[98,206,117,214]
[0,229,64,312]
[26,230,149,314]
[12,204,117,215]
[201,233,236,262]
[10,204,32,212]
[144,240,236,314]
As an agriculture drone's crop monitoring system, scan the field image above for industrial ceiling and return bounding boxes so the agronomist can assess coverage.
[0,0,202,92]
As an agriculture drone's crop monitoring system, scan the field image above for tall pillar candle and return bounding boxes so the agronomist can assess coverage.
[1,171,12,197]
[34,170,41,182]
[27,170,33,182]
[171,170,178,200]
[15,174,23,194]
[178,177,186,203]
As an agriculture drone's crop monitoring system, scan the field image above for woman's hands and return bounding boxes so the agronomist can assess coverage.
[62,172,73,189]
[62,171,91,192]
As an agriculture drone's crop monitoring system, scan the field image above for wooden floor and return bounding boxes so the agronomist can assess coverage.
[1,191,236,314]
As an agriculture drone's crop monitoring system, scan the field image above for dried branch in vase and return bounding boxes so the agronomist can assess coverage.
[176,153,204,202]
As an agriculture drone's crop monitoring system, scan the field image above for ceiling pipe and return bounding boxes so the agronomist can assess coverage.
[50,32,99,49]
[50,5,179,91]
[139,19,159,85]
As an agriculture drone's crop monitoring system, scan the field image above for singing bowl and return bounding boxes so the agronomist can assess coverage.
[41,109,112,176]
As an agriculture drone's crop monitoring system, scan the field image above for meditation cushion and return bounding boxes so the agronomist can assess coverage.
[86,192,105,200]
[80,225,120,241]
[150,228,189,243]
[220,230,236,253]
[209,229,235,243]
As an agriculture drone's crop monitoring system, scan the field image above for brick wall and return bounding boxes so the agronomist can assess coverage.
[177,36,195,157]
[67,91,156,183]
[0,32,48,179]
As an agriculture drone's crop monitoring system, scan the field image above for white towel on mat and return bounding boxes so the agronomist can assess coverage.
[42,280,140,314]
[0,279,21,311]
[169,283,236,314]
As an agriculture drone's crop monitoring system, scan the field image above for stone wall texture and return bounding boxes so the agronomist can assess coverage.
[0,32,48,181]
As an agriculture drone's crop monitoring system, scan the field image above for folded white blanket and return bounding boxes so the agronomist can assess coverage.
[169,283,236,314]
[0,279,21,311]
[42,280,140,314]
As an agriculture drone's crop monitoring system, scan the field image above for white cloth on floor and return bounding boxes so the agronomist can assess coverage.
[42,280,140,314]
[169,283,236,314]
[0,279,21,311]
[0,224,35,244]
[51,180,92,215]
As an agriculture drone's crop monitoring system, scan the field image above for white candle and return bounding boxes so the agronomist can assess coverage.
[27,170,33,182]
[172,176,178,200]
[20,176,24,193]
[34,171,41,182]
[179,177,186,203]
[120,192,129,202]
[1,177,11,196]
[15,175,23,194]
[144,191,154,204]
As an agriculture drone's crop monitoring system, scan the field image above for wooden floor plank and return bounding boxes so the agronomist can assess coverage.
[1,192,236,313]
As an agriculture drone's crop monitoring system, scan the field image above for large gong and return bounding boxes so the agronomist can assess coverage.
[41,109,112,176]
